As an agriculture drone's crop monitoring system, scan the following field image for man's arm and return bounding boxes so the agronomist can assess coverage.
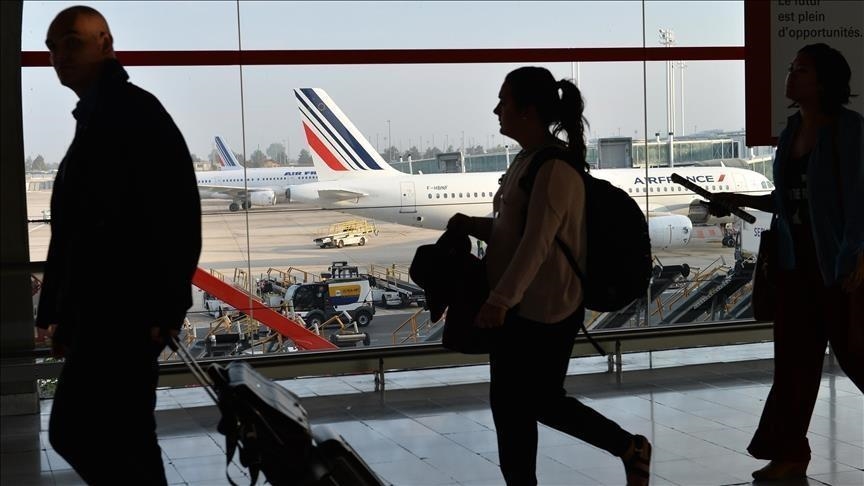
[131,93,202,335]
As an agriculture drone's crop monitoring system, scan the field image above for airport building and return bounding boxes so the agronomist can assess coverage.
[2,2,861,485]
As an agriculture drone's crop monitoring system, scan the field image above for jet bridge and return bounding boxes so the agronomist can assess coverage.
[192,268,337,350]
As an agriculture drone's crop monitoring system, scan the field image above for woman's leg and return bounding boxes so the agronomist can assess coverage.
[532,317,631,455]
[490,311,632,485]
[489,318,544,486]
[748,267,829,462]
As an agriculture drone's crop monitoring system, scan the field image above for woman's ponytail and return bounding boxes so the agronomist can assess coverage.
[553,79,589,170]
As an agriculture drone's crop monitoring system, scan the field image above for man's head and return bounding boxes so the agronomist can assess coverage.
[45,6,115,97]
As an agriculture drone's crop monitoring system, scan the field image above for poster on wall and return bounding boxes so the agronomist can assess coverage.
[769,1,864,137]
[745,0,863,146]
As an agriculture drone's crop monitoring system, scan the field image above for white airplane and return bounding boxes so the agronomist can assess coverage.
[291,88,774,249]
[196,136,319,211]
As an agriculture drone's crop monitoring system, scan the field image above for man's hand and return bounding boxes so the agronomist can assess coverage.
[35,324,55,345]
[447,213,473,235]
[474,301,508,329]
[36,324,65,358]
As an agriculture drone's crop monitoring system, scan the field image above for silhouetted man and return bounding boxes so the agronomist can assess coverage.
[36,6,201,484]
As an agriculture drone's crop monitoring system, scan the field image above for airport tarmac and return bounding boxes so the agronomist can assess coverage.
[25,191,738,349]
[27,192,736,275]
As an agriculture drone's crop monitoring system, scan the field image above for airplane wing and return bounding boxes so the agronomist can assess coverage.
[198,184,274,198]
[317,189,368,202]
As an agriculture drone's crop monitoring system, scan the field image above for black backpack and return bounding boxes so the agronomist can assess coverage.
[518,146,652,313]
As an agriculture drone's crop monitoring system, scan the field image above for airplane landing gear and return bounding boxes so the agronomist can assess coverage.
[228,200,251,211]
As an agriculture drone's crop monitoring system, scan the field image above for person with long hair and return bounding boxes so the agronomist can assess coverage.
[709,43,863,481]
[448,66,652,486]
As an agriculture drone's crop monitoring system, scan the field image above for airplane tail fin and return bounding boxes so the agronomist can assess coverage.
[214,136,243,170]
[294,88,400,181]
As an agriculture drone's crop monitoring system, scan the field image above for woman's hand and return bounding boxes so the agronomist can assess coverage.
[447,213,473,235]
[706,193,740,218]
[474,301,508,329]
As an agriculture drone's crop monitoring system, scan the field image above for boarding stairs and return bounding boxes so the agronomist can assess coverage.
[192,268,336,350]
[656,259,754,325]
[590,263,691,330]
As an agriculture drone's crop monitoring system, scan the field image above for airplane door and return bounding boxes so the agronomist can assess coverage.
[400,182,416,213]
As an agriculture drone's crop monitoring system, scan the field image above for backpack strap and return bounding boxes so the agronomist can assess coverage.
[517,147,606,356]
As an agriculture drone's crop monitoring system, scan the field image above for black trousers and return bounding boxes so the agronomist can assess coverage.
[48,325,167,485]
[747,264,864,462]
[489,308,632,486]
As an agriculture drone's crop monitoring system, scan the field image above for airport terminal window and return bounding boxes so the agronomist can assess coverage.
[21,2,757,359]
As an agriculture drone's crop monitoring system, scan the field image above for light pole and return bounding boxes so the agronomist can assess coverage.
[676,61,687,136]
[386,120,392,162]
[659,28,676,167]
[570,61,580,87]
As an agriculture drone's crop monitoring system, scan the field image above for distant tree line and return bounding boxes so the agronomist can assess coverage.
[24,155,55,172]
[377,144,515,162]
[25,140,517,173]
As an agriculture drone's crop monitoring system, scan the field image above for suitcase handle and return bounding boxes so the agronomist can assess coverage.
[170,336,219,404]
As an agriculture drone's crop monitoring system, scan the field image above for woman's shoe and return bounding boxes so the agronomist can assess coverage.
[751,460,808,481]
[621,434,652,486]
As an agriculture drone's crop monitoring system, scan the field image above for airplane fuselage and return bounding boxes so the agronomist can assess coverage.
[196,167,318,202]
[291,166,773,230]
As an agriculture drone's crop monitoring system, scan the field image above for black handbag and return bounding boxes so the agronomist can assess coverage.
[410,232,500,354]
[439,256,501,354]
[752,227,776,321]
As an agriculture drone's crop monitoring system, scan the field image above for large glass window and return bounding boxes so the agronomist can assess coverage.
[23,1,768,359]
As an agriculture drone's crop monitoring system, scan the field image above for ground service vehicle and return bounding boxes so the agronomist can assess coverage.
[284,278,375,328]
[314,219,377,248]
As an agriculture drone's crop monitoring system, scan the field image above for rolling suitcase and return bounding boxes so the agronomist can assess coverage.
[172,338,387,486]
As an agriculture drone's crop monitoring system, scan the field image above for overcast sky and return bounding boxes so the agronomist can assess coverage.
[21,1,746,165]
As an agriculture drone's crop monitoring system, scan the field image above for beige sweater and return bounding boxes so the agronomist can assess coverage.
[485,148,587,323]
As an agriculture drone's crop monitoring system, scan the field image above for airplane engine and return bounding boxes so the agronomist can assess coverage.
[687,200,710,225]
[250,190,276,207]
[648,214,692,249]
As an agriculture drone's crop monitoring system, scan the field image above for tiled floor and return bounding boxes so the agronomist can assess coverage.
[2,344,862,485]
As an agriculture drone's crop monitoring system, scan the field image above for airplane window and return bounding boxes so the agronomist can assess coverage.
[443,193,448,198]
[628,188,632,193]
[474,192,478,197]
[459,193,463,198]
[428,194,432,199]
[436,193,440,199]
[663,187,668,192]
[451,193,455,198]
[482,192,486,197]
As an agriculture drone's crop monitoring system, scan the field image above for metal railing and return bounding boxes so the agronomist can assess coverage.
[4,320,773,391]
